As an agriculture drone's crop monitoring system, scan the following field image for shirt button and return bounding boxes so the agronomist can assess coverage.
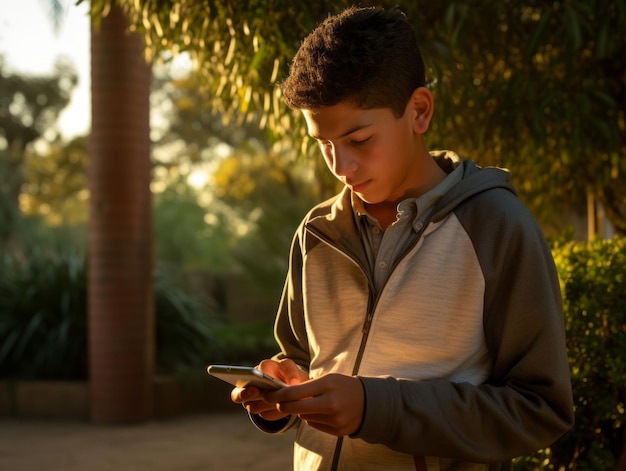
[372,227,381,235]
[378,261,388,270]
[415,221,424,230]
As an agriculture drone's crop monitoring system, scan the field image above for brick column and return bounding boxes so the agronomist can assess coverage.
[89,4,153,423]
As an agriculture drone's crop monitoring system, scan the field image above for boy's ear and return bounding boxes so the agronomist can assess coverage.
[409,87,434,134]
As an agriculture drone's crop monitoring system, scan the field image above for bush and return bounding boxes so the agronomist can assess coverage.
[0,250,87,379]
[0,252,230,380]
[516,236,626,470]
[211,321,277,366]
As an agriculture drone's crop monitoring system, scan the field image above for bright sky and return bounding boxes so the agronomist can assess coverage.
[0,0,91,138]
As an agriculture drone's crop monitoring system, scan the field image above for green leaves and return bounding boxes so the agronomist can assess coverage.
[525,236,626,470]
[153,267,219,375]
[0,250,224,380]
[0,251,88,379]
[82,0,626,232]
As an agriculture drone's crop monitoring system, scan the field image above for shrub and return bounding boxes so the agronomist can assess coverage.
[211,321,277,366]
[0,252,227,380]
[516,236,626,470]
[0,250,88,379]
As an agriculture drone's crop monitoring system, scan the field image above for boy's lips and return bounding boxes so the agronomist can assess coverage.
[349,180,370,193]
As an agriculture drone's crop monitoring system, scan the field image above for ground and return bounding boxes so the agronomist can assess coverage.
[0,411,294,470]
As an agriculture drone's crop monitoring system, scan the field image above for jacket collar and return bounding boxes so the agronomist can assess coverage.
[304,154,516,256]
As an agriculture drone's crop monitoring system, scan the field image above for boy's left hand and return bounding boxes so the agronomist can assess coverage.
[264,373,365,437]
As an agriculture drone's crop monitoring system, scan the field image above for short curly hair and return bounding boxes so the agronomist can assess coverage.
[280,6,426,117]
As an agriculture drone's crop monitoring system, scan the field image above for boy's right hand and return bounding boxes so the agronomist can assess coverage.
[231,358,308,421]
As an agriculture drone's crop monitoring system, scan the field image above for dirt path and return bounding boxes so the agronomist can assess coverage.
[0,412,294,470]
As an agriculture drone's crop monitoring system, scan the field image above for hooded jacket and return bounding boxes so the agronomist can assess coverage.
[253,153,574,470]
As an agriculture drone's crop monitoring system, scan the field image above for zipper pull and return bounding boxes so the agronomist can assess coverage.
[362,311,374,334]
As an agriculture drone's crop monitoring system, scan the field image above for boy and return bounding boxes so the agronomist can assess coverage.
[231,6,574,470]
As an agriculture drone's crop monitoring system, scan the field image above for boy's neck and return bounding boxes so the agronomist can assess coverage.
[364,157,447,231]
[363,202,400,231]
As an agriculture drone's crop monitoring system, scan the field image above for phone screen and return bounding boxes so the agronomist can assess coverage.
[207,365,288,390]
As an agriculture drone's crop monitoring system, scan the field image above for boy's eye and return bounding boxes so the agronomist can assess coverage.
[351,137,371,146]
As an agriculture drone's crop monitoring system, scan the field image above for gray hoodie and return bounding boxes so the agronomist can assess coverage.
[253,152,574,471]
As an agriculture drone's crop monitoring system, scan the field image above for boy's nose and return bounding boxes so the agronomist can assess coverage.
[332,148,357,177]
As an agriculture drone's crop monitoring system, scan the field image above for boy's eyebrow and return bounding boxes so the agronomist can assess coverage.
[310,123,373,141]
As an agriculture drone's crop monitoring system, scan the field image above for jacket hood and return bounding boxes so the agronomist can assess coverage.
[430,158,516,223]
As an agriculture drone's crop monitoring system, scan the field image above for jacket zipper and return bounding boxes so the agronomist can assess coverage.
[306,226,374,471]
[351,215,432,374]
[306,220,430,470]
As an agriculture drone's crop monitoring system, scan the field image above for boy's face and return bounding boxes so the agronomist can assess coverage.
[303,99,429,205]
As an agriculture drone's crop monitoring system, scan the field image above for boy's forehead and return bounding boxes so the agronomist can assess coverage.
[302,104,391,140]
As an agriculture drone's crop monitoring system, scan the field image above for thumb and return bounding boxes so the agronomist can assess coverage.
[258,358,308,385]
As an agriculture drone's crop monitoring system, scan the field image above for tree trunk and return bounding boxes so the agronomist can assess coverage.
[88,4,153,423]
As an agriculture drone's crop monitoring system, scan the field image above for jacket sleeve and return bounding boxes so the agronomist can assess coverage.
[247,222,311,434]
[354,189,574,462]
[272,221,312,369]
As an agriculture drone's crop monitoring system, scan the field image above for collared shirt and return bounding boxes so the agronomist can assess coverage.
[353,161,464,292]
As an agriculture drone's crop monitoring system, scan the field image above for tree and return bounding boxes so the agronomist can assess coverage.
[0,57,77,242]
[0,152,22,244]
[150,64,340,202]
[412,1,626,235]
[151,68,268,166]
[212,143,319,287]
[88,4,153,423]
[20,136,89,225]
[0,57,77,154]
[153,174,237,272]
[85,0,625,235]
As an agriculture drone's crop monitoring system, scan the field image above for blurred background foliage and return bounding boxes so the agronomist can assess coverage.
[1,0,625,467]
[86,0,626,234]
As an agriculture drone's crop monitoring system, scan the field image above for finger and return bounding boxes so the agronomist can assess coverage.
[244,399,277,415]
[265,379,321,404]
[275,393,323,416]
[231,387,245,403]
[277,358,309,384]
[258,359,282,377]
[231,386,261,403]
[259,358,308,385]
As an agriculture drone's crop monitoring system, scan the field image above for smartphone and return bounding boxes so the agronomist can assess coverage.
[207,364,288,390]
